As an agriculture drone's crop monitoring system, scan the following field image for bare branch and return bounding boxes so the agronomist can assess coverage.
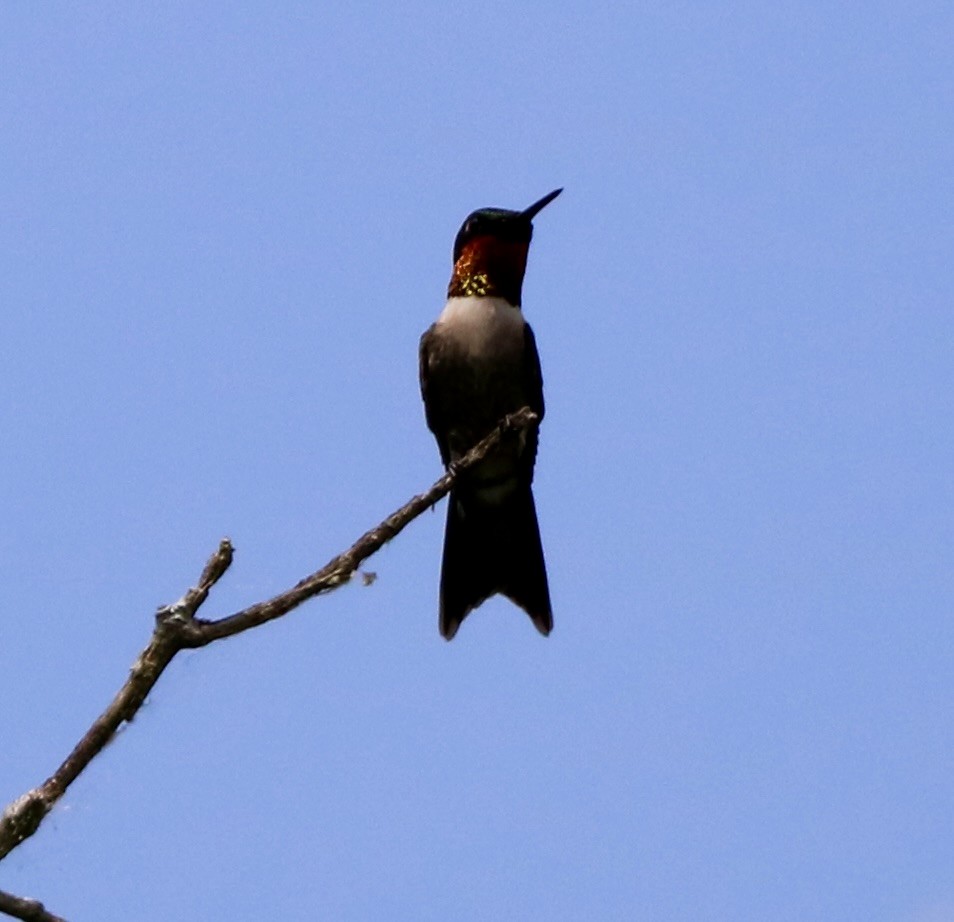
[0,408,538,876]
[156,537,234,624]
[0,890,66,922]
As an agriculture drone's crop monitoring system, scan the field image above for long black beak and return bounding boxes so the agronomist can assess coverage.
[521,187,563,220]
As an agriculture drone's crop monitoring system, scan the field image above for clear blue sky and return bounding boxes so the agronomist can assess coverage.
[2,4,952,920]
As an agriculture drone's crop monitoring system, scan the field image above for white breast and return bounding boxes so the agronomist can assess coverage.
[435,296,525,359]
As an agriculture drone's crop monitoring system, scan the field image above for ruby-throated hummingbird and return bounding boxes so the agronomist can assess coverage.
[419,188,561,639]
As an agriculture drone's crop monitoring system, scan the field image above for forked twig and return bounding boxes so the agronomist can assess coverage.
[0,409,538,920]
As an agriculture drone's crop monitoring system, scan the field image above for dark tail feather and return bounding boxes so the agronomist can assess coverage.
[439,487,553,640]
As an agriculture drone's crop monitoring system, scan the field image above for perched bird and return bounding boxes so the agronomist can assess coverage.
[419,188,561,639]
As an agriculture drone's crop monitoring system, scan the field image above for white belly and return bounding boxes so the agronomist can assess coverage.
[435,296,525,360]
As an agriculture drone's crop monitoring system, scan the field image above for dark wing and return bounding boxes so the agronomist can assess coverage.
[523,321,545,421]
[521,322,545,483]
[419,325,452,467]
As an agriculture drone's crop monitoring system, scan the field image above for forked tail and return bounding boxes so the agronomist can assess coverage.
[439,486,552,640]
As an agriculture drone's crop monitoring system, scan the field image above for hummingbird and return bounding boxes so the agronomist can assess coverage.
[419,188,561,639]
